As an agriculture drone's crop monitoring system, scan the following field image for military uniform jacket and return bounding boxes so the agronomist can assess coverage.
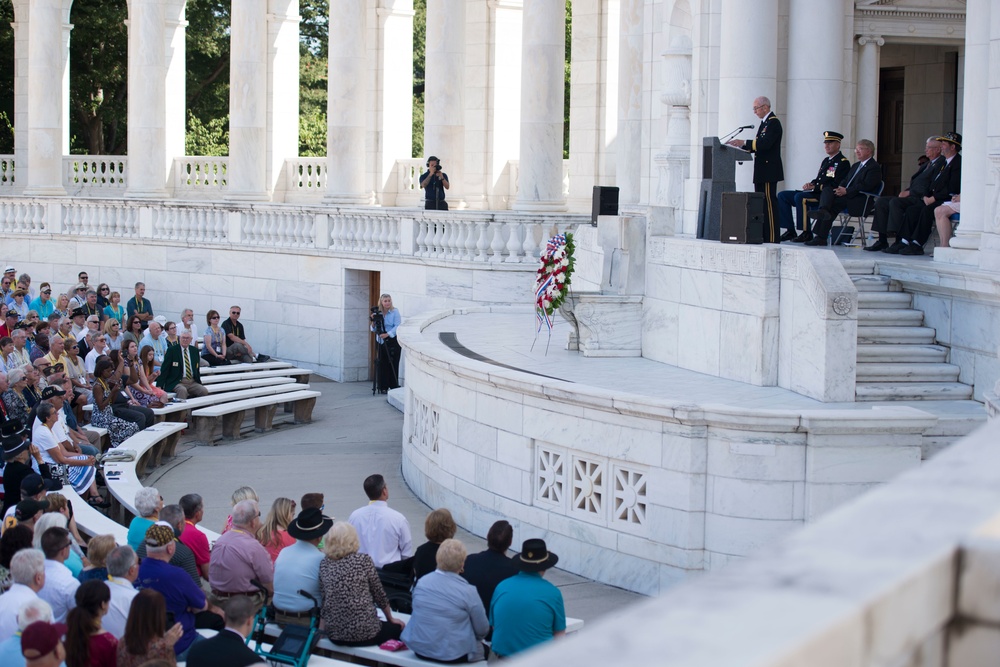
[927,154,962,203]
[810,153,850,191]
[742,111,784,183]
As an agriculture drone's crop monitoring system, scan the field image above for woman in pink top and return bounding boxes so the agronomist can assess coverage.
[259,496,297,562]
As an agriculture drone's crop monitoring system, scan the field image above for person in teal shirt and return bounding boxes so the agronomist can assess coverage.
[489,538,566,658]
[27,283,55,320]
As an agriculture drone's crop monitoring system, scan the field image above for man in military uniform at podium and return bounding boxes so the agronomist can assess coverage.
[726,96,783,243]
[779,131,850,243]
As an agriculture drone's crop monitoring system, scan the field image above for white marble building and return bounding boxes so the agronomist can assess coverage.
[2,1,1000,653]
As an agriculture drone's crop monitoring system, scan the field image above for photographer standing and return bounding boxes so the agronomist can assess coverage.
[370,294,401,394]
[419,156,449,210]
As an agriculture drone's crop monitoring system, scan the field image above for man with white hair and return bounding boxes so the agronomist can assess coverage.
[103,546,139,639]
[0,598,54,666]
[0,550,47,641]
[209,499,273,610]
[156,331,208,399]
[8,330,30,369]
[139,320,167,367]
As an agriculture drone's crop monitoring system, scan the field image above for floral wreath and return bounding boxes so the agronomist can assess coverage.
[534,232,575,330]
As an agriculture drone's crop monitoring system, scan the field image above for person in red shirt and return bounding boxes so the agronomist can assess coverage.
[178,493,212,580]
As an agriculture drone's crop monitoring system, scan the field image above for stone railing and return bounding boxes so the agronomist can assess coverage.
[0,155,14,188]
[173,157,229,197]
[63,156,128,195]
[0,196,587,263]
[395,158,425,207]
[284,157,328,202]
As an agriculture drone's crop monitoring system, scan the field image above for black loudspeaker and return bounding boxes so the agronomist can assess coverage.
[720,192,764,244]
[591,186,619,224]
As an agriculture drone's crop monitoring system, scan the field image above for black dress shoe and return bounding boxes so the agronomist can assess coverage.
[804,236,829,246]
[884,240,906,254]
[791,231,813,243]
[864,239,889,252]
[779,229,798,242]
[900,244,924,255]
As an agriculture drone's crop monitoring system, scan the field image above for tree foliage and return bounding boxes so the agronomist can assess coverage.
[413,0,426,158]
[0,1,13,154]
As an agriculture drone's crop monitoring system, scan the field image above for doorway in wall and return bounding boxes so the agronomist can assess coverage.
[343,269,375,382]
[877,67,904,196]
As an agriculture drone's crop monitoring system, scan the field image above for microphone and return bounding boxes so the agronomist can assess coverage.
[738,125,754,130]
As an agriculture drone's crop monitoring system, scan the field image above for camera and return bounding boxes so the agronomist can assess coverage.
[370,306,380,314]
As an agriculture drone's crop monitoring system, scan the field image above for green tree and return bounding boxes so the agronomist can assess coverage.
[0,0,13,154]
[413,0,426,158]
[565,0,572,158]
[68,0,129,154]
[185,0,231,155]
[299,0,329,156]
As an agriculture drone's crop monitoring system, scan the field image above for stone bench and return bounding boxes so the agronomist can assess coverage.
[189,389,321,444]
[82,425,110,452]
[58,486,130,543]
[200,361,294,375]
[201,367,311,385]
[206,376,297,393]
[188,630,352,667]
[100,422,184,523]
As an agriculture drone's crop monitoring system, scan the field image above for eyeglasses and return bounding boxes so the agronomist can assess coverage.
[230,311,240,315]
[752,105,767,111]
[101,287,110,291]
[41,290,51,295]
[210,316,220,320]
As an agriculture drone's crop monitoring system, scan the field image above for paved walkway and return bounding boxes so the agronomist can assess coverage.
[148,377,643,624]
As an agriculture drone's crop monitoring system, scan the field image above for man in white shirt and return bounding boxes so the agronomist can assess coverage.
[37,527,79,623]
[0,549,46,642]
[347,474,414,569]
[139,321,168,367]
[103,546,139,639]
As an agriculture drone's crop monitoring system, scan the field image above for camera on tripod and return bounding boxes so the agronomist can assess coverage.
[371,305,386,335]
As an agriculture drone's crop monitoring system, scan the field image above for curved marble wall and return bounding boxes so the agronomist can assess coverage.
[400,307,942,596]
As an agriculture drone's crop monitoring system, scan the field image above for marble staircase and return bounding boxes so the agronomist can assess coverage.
[844,259,974,402]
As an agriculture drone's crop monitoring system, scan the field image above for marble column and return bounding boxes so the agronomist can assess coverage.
[227,0,270,200]
[616,0,642,206]
[326,0,369,204]
[23,0,68,196]
[855,35,883,145]
[376,0,413,206]
[424,0,465,207]
[11,1,28,193]
[718,0,778,192]
[125,0,169,198]
[940,0,989,263]
[513,0,566,212]
[784,0,844,185]
[267,0,301,201]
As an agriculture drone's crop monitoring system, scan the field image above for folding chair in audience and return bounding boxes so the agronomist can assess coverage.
[833,181,885,248]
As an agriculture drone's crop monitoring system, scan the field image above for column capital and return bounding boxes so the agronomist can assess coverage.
[857,34,884,47]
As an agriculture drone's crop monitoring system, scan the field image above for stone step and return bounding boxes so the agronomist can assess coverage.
[841,259,877,276]
[856,308,924,326]
[856,343,949,363]
[856,382,975,401]
[857,326,937,345]
[856,362,961,382]
[857,292,913,309]
[851,275,892,292]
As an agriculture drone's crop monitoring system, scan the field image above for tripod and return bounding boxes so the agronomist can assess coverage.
[371,311,399,395]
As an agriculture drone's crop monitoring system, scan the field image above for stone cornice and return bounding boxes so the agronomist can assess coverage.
[855,3,965,41]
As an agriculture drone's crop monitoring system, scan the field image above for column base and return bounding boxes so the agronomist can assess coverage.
[324,193,373,206]
[21,185,67,197]
[933,247,981,267]
[124,188,171,200]
[225,190,272,202]
[512,198,568,213]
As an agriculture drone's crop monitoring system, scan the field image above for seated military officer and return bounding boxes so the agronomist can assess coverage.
[780,131,850,242]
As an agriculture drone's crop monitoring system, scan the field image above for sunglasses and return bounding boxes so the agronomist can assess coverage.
[41,290,51,295]
[210,316,220,320]
[231,311,240,315]
[101,287,110,291]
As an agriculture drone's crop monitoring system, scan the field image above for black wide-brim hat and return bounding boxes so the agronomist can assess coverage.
[287,507,334,541]
[512,538,559,572]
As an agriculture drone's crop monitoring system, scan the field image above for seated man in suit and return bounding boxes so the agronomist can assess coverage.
[780,131,850,242]
[156,331,208,399]
[892,132,962,256]
[804,139,882,246]
[186,595,261,667]
[866,137,943,251]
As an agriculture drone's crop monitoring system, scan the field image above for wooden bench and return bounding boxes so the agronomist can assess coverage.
[189,390,321,444]
[201,368,311,385]
[260,611,583,666]
[58,486,130,543]
[200,361,294,375]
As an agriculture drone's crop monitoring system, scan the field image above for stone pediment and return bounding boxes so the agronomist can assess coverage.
[855,0,965,41]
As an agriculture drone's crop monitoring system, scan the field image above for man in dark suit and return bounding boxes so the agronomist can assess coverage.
[893,132,962,255]
[780,131,850,242]
[866,137,943,251]
[155,331,208,399]
[461,519,518,614]
[186,595,261,667]
[804,139,882,246]
[727,96,783,243]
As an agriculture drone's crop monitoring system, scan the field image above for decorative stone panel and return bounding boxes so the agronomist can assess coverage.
[612,465,648,529]
[535,444,567,509]
[571,456,606,519]
[410,396,439,455]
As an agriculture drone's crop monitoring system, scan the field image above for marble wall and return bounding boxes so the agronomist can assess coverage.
[400,307,941,596]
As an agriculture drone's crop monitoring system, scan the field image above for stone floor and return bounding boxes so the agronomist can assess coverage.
[148,377,644,625]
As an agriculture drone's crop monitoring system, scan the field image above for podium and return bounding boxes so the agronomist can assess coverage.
[696,137,753,240]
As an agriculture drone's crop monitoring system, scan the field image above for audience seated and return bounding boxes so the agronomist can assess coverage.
[273,507,332,627]
[18,619,67,667]
[412,508,457,582]
[0,525,34,593]
[348,473,413,570]
[33,514,84,578]
[38,526,80,623]
[209,499,273,611]
[319,521,405,647]
[0,549,46,641]
[116,589,183,667]
[462,519,518,615]
[258,497,296,563]
[403,538,489,662]
[178,494,211,580]
[103,546,139,640]
[135,505,202,586]
[0,597,53,667]
[126,487,162,552]
[185,595,261,667]
[64,579,117,667]
[77,535,116,583]
[90,358,143,448]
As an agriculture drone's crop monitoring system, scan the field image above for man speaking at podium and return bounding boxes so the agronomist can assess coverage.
[726,96,783,243]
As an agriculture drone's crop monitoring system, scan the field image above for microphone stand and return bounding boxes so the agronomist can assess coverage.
[720,125,752,145]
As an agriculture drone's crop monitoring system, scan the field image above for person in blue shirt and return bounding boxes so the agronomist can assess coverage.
[370,294,401,393]
[489,538,566,659]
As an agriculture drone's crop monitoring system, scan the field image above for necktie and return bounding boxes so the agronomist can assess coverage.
[183,349,192,379]
[845,162,862,188]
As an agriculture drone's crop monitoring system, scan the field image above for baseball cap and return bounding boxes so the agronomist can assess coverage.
[20,620,67,659]
[21,473,60,496]
[15,498,50,520]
